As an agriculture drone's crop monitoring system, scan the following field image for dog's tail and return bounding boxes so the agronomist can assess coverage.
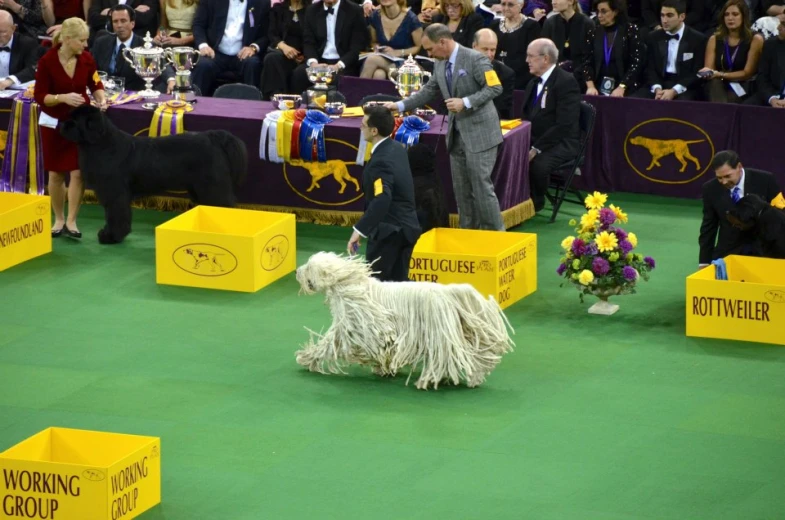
[210,130,248,190]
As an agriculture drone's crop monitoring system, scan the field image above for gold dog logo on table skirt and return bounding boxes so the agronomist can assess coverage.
[172,243,238,276]
[624,118,715,185]
[283,139,364,207]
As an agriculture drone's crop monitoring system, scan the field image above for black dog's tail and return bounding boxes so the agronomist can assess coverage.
[209,130,248,190]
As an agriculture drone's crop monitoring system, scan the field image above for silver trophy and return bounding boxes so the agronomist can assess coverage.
[122,32,165,99]
[164,46,200,103]
[389,55,431,98]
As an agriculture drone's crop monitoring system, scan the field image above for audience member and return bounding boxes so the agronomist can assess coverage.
[490,0,541,88]
[542,0,594,82]
[260,0,310,99]
[154,0,198,47]
[88,0,157,38]
[5,0,54,38]
[472,27,514,118]
[642,0,711,34]
[429,0,483,48]
[361,0,422,78]
[746,18,785,105]
[0,10,39,90]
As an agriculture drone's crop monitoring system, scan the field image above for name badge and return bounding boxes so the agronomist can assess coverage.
[600,76,615,96]
[683,53,693,61]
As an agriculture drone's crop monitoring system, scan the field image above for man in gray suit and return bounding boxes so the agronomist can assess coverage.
[383,24,505,231]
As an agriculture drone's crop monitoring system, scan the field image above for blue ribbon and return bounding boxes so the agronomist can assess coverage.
[394,116,430,149]
[299,110,331,162]
[711,258,728,281]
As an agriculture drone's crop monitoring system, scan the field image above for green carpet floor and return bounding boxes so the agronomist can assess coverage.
[2,193,785,519]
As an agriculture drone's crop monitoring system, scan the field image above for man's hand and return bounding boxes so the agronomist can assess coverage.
[167,79,175,94]
[610,86,625,98]
[199,45,215,58]
[347,230,362,256]
[586,86,599,96]
[327,63,342,72]
[0,79,13,91]
[238,46,257,60]
[532,7,546,20]
[135,4,150,12]
[658,88,677,101]
[278,43,299,60]
[46,24,61,36]
[382,101,398,112]
[445,97,465,113]
[528,148,537,162]
[770,98,785,108]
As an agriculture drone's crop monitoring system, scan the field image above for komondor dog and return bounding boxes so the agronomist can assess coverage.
[295,252,515,390]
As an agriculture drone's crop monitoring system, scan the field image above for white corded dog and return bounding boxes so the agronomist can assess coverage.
[295,252,514,390]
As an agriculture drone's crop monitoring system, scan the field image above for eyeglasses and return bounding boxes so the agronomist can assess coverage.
[499,2,518,7]
[526,53,545,59]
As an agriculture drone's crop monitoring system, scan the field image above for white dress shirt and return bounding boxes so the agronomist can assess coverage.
[651,24,687,95]
[732,168,746,199]
[322,0,341,60]
[537,64,556,96]
[217,0,246,56]
[0,36,19,85]
[352,136,389,239]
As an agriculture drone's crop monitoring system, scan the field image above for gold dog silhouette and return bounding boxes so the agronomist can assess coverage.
[629,136,703,172]
[289,159,361,194]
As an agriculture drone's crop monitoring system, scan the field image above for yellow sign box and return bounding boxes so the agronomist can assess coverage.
[409,228,537,309]
[0,427,161,520]
[686,255,785,346]
[155,206,296,292]
[0,193,51,272]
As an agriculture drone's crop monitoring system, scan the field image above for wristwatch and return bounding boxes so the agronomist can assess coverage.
[618,83,627,90]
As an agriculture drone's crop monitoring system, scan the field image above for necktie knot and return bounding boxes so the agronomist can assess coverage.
[731,186,741,203]
[0,47,10,53]
[666,32,679,41]
[325,6,334,14]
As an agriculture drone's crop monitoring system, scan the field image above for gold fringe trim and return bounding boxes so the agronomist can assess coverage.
[83,191,535,230]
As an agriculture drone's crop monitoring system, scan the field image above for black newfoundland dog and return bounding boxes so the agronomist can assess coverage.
[726,193,785,259]
[60,105,247,244]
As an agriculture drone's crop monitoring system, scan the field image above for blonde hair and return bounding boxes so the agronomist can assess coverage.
[439,0,474,18]
[53,17,89,46]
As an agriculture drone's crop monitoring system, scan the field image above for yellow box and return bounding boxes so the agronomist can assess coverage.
[155,206,296,292]
[408,228,537,309]
[0,427,160,520]
[0,193,51,272]
[686,255,785,346]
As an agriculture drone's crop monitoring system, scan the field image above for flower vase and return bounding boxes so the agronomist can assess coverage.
[588,287,622,315]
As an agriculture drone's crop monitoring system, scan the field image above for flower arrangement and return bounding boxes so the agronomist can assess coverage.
[557,192,655,302]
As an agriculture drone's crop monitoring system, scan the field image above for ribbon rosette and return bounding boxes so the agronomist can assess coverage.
[299,110,332,162]
[260,110,283,163]
[393,115,430,149]
[0,91,45,194]
[149,100,193,137]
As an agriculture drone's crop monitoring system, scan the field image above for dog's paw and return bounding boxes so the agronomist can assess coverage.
[97,228,120,244]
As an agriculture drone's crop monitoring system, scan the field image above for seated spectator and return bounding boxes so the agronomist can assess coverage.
[192,0,269,96]
[472,28,514,118]
[88,0,158,39]
[752,0,785,39]
[429,0,483,48]
[260,0,311,99]
[154,0,198,47]
[0,10,39,90]
[416,0,440,23]
[92,5,176,93]
[5,0,55,38]
[581,0,644,96]
[632,0,707,100]
[699,0,763,102]
[407,143,449,232]
[361,0,422,78]
[542,0,594,81]
[490,0,541,89]
[745,18,785,105]
[641,0,711,34]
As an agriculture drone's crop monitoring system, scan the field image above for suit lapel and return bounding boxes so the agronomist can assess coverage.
[9,39,19,75]
[675,31,688,73]
[530,70,554,117]
[658,35,668,74]
[452,46,465,96]
[335,3,345,51]
[215,1,229,38]
[777,43,785,93]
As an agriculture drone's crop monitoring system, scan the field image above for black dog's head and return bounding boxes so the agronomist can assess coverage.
[60,105,109,145]
[726,193,769,230]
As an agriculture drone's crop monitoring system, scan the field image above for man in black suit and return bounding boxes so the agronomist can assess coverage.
[642,0,709,35]
[0,11,37,91]
[745,19,785,107]
[472,28,514,119]
[348,106,421,282]
[192,0,270,95]
[291,0,368,94]
[522,38,580,213]
[91,6,175,93]
[88,0,159,40]
[633,0,707,100]
[698,150,783,268]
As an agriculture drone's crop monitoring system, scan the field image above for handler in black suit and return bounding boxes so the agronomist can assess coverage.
[745,19,785,107]
[348,106,422,282]
[632,0,707,100]
[88,0,159,40]
[290,0,368,95]
[698,150,783,267]
[472,28,515,119]
[192,0,270,95]
[91,6,175,93]
[522,38,581,213]
[0,11,38,91]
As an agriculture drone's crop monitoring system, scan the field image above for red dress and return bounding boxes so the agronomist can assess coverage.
[34,47,104,172]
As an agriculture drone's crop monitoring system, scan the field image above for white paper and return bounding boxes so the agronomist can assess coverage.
[38,112,59,129]
[683,53,693,61]
[729,82,746,97]
[0,90,18,98]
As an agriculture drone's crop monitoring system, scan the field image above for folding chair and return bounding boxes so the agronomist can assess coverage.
[213,83,264,101]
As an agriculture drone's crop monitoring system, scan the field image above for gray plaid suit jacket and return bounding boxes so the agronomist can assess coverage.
[402,45,503,153]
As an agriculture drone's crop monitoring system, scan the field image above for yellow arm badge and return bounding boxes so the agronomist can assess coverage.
[92,71,101,84]
[772,192,785,209]
[374,178,383,196]
[485,70,501,87]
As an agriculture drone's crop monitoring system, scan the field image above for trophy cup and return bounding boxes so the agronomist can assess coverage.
[389,55,431,98]
[164,46,200,104]
[122,32,166,99]
[303,64,340,110]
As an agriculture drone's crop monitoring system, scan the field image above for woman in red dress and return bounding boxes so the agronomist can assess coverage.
[34,17,106,240]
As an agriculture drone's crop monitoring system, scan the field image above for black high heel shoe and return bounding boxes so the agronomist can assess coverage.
[63,225,82,240]
[51,227,64,238]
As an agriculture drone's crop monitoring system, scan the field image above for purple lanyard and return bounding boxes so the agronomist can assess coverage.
[603,31,617,68]
[723,41,740,70]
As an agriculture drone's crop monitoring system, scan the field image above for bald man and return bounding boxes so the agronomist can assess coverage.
[473,28,515,119]
[0,10,39,91]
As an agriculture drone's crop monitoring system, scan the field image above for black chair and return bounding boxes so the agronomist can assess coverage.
[213,83,264,101]
[545,101,596,223]
[359,93,401,106]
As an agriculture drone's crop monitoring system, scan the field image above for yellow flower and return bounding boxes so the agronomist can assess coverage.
[561,236,575,250]
[627,232,638,248]
[595,231,619,252]
[610,204,628,223]
[580,209,599,231]
[568,219,577,227]
[578,269,594,285]
[584,191,608,210]
[572,259,581,270]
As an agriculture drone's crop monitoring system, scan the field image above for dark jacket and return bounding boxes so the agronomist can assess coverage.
[492,59,515,119]
[521,65,581,155]
[302,0,368,71]
[88,0,159,39]
[581,21,645,92]
[644,25,707,93]
[5,33,39,85]
[91,33,174,91]
[192,0,271,53]
[756,37,785,103]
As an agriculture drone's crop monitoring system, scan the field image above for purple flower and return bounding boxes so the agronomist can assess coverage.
[619,240,633,255]
[622,266,637,281]
[644,256,656,268]
[592,257,610,276]
[571,238,587,257]
[613,227,628,240]
[556,263,567,275]
[599,208,616,227]
[586,242,599,256]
